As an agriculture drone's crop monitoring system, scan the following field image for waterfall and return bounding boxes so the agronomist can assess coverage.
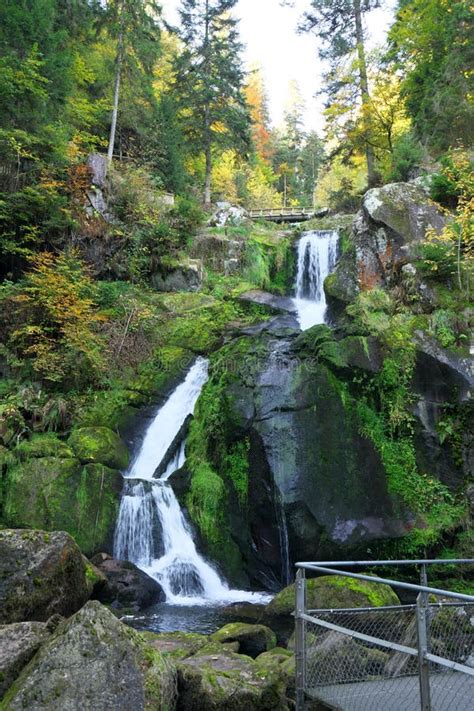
[293,230,339,330]
[114,357,269,606]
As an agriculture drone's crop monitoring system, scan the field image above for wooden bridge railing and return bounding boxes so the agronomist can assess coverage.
[248,207,316,218]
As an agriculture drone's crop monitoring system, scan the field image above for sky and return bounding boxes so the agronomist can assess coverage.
[161,0,396,132]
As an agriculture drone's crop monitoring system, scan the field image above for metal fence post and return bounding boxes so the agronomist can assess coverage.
[416,592,432,710]
[295,567,306,711]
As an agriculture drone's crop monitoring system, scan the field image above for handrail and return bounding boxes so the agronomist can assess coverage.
[297,558,474,567]
[295,560,474,711]
[296,563,474,602]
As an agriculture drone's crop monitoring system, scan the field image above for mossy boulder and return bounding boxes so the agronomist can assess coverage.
[0,622,50,698]
[68,426,130,470]
[14,433,74,461]
[1,601,177,710]
[4,458,122,555]
[177,648,289,710]
[266,575,400,618]
[210,623,277,658]
[143,631,209,660]
[0,530,90,624]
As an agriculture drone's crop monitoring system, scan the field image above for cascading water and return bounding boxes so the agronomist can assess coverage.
[114,357,269,606]
[293,230,339,330]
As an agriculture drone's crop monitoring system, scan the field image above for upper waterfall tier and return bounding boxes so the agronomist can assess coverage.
[293,230,339,330]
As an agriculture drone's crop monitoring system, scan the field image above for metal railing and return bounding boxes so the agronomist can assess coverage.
[295,560,474,711]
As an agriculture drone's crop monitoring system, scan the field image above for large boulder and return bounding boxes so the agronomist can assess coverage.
[326,181,446,303]
[0,530,90,624]
[68,426,130,470]
[91,553,165,610]
[1,601,176,710]
[177,648,288,710]
[190,232,244,273]
[4,458,122,555]
[210,623,276,658]
[266,575,400,619]
[151,259,203,293]
[0,622,50,699]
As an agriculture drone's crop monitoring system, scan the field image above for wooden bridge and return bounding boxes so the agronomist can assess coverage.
[248,207,327,223]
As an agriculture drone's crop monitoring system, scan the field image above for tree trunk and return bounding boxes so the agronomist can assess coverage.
[204,135,212,206]
[353,0,376,187]
[107,4,125,169]
[203,0,212,206]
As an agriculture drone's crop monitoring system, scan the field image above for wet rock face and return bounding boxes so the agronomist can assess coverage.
[2,601,176,711]
[326,181,446,303]
[90,553,165,610]
[0,530,90,624]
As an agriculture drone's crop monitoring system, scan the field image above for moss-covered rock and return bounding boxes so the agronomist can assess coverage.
[0,529,89,624]
[266,575,400,618]
[4,458,122,555]
[68,426,129,470]
[14,433,74,461]
[177,648,289,710]
[142,631,209,660]
[1,601,177,710]
[210,623,276,658]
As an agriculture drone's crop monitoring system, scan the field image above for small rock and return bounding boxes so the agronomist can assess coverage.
[210,622,277,658]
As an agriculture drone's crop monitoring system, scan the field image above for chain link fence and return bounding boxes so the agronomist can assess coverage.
[294,561,474,711]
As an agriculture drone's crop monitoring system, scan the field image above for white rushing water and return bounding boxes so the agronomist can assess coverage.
[114,357,270,606]
[293,230,339,330]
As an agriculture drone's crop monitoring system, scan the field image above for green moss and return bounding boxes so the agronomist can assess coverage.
[15,433,74,460]
[4,457,121,555]
[267,575,400,617]
[68,427,129,470]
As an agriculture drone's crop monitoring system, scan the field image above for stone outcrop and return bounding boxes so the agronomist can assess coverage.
[208,202,248,227]
[326,181,446,305]
[0,530,90,624]
[151,259,204,292]
[1,601,176,711]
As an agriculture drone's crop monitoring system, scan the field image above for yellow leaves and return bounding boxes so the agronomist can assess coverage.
[9,250,106,384]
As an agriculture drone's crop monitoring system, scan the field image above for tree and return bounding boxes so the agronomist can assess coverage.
[388,0,473,151]
[104,0,161,167]
[301,0,381,186]
[244,63,274,163]
[174,0,250,205]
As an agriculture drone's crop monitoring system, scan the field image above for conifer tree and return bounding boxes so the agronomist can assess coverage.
[301,0,381,186]
[174,0,250,205]
[105,0,161,166]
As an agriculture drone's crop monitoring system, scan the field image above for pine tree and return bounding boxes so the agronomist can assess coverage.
[174,0,250,205]
[104,0,161,166]
[301,0,381,187]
